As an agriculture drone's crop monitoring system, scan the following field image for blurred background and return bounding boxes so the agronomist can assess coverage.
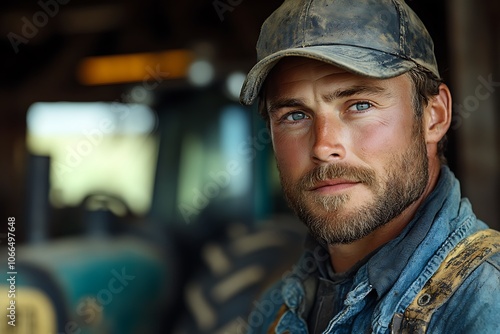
[0,0,498,333]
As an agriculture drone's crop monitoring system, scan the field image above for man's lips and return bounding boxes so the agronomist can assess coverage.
[309,179,361,193]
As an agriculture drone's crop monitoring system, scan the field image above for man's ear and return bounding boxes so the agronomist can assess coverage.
[424,83,452,144]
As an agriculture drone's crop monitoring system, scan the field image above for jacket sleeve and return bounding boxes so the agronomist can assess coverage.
[428,252,500,333]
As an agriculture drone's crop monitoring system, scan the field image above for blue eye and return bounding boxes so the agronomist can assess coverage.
[350,102,372,112]
[285,112,308,121]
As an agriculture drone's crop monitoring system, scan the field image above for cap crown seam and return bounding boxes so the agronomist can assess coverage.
[300,0,314,47]
[393,0,407,58]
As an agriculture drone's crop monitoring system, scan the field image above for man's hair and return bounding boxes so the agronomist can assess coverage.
[257,64,447,163]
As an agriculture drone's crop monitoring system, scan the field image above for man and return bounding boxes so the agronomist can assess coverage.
[239,0,500,333]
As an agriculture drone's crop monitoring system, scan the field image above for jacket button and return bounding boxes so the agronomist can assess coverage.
[418,293,432,306]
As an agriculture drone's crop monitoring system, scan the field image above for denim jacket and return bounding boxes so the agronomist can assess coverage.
[247,166,500,333]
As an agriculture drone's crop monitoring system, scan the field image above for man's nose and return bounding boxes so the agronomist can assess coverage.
[311,115,346,164]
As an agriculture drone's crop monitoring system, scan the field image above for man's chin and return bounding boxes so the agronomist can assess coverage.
[309,194,371,215]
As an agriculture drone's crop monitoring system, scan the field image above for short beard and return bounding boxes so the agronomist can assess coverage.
[279,123,429,245]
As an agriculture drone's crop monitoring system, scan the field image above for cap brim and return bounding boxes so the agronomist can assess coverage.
[240,44,417,106]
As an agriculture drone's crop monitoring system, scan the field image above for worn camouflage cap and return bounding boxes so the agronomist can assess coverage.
[240,0,440,105]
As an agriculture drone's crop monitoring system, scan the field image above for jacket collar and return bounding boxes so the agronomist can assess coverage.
[366,165,461,298]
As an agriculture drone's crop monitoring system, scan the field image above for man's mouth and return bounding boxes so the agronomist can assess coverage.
[309,179,361,193]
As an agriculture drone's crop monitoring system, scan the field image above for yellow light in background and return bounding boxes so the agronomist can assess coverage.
[77,49,195,85]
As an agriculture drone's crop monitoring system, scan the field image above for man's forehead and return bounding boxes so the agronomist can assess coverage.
[265,56,408,92]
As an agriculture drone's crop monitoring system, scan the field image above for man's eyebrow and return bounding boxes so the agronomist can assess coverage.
[322,85,391,102]
[266,85,392,114]
[267,98,307,114]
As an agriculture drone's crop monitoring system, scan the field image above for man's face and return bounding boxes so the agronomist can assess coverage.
[264,57,430,245]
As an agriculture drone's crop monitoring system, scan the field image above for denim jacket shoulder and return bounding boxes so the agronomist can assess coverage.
[372,200,499,334]
[425,250,500,333]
